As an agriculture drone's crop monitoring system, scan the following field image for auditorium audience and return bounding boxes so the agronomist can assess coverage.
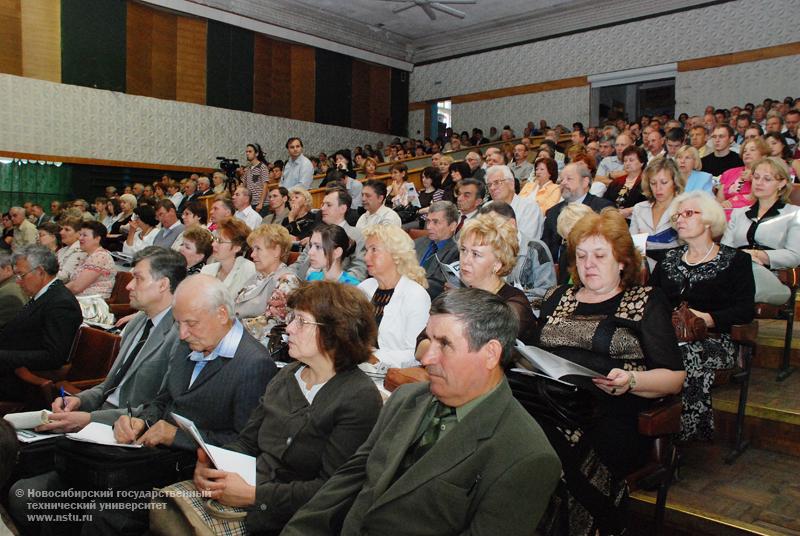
[282,137,314,189]
[603,145,648,218]
[359,224,430,368]
[208,195,235,233]
[722,157,800,305]
[702,125,744,177]
[261,185,291,226]
[232,186,263,230]
[55,216,86,282]
[65,221,116,299]
[357,180,401,230]
[531,209,684,535]
[306,224,359,285]
[201,217,256,297]
[122,205,159,255]
[650,191,754,440]
[676,145,714,194]
[36,221,61,255]
[234,224,293,319]
[414,200,459,299]
[191,282,383,534]
[486,164,543,243]
[9,207,37,250]
[519,157,561,216]
[152,200,184,249]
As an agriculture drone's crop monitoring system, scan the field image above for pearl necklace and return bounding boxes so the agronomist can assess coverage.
[683,243,716,266]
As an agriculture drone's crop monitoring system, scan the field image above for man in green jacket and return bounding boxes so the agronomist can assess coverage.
[281,288,560,536]
[0,251,25,329]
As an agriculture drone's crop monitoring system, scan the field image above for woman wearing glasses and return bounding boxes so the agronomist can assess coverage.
[192,282,382,534]
[722,157,800,305]
[650,191,754,440]
[200,217,256,297]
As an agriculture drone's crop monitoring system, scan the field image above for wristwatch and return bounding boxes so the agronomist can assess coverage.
[628,371,637,392]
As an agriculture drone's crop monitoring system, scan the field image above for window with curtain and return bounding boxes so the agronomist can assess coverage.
[0,160,73,212]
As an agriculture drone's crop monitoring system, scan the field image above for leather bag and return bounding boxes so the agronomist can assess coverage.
[671,301,708,342]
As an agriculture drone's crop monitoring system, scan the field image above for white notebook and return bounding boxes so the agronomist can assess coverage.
[171,413,256,486]
[66,422,143,449]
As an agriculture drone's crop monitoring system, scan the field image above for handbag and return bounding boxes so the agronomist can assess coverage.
[149,480,247,536]
[506,367,595,430]
[671,301,708,342]
[394,204,419,224]
[76,295,115,325]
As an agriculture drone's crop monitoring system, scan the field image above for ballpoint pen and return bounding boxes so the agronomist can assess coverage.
[60,386,68,411]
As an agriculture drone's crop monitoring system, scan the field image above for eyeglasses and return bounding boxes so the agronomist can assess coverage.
[285,311,326,329]
[486,180,508,188]
[13,267,37,280]
[670,209,702,222]
[212,236,232,244]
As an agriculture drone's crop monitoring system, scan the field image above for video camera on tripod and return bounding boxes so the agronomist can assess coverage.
[216,156,240,193]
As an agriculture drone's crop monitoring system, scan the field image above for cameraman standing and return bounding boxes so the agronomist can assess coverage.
[239,143,269,215]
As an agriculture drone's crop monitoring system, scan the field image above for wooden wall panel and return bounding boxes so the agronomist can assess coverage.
[370,65,391,134]
[176,16,206,104]
[126,2,153,97]
[150,9,177,100]
[253,34,274,115]
[290,44,315,122]
[350,60,370,131]
[20,0,61,82]
[0,0,23,76]
[269,40,291,118]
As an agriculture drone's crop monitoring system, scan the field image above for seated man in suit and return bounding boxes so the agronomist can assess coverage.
[0,251,25,330]
[152,200,184,249]
[414,201,459,299]
[292,188,366,281]
[39,247,187,432]
[541,163,613,281]
[0,245,82,400]
[282,288,561,536]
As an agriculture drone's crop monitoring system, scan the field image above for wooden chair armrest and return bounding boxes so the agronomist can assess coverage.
[384,367,430,393]
[775,267,800,289]
[729,322,758,346]
[13,367,55,388]
[638,395,682,437]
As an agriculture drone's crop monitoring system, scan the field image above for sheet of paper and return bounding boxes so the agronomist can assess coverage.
[631,233,648,256]
[16,430,63,443]
[4,410,52,430]
[206,445,256,486]
[436,256,462,288]
[66,422,142,448]
[515,342,603,380]
[171,413,256,485]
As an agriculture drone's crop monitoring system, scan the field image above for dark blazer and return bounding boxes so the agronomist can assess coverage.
[225,362,382,533]
[414,236,459,299]
[0,277,26,330]
[77,310,181,425]
[541,194,614,283]
[138,327,277,451]
[0,279,82,373]
[282,380,561,536]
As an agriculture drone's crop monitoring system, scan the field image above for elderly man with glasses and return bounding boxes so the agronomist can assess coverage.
[0,245,82,400]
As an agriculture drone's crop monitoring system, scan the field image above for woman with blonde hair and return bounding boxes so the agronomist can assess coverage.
[722,157,799,305]
[200,217,256,297]
[283,186,316,242]
[358,224,430,368]
[458,213,537,343]
[234,224,294,319]
[675,145,713,193]
[630,156,685,267]
[362,156,379,181]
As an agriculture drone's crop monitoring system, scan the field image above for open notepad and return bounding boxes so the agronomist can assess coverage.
[513,341,603,390]
[66,422,143,448]
[171,413,256,486]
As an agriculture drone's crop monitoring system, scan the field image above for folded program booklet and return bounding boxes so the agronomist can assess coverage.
[514,341,604,390]
[171,413,256,486]
[4,410,52,430]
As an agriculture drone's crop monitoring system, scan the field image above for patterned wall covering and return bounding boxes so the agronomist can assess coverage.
[409,0,798,136]
[0,74,397,168]
[453,87,590,136]
[408,110,425,139]
[676,56,800,116]
[410,0,798,102]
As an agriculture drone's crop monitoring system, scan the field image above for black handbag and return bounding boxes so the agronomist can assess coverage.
[394,205,419,224]
[506,368,596,430]
[54,438,196,490]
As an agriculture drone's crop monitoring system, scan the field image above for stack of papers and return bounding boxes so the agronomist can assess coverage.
[66,422,142,449]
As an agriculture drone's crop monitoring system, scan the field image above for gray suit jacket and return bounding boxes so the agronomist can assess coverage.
[414,236,459,299]
[152,223,185,249]
[292,221,366,281]
[77,310,180,425]
[282,380,561,536]
[0,277,25,330]
[139,327,277,450]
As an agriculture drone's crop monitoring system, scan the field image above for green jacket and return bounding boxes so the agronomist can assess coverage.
[0,276,26,330]
[281,379,561,536]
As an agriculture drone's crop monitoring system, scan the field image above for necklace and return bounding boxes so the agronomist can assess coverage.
[683,242,716,266]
